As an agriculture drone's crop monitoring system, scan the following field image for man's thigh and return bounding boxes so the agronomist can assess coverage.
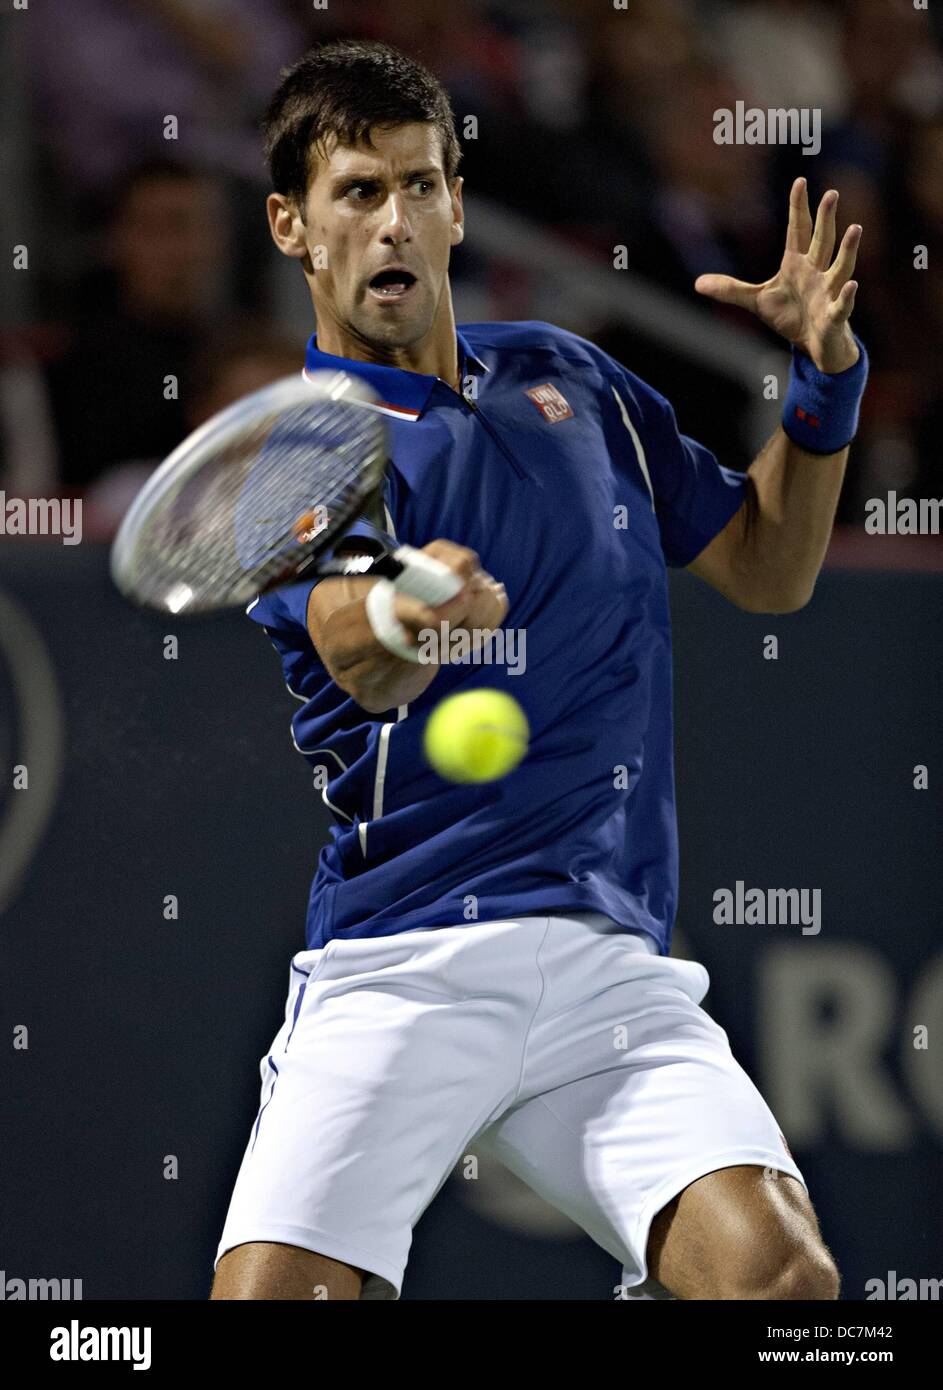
[211,1243,365,1300]
[214,925,538,1299]
[473,953,817,1298]
[646,1164,838,1299]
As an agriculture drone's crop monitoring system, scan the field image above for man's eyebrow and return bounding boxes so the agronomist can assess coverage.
[331,166,442,189]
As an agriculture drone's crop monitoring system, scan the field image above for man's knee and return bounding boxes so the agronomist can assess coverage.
[725,1244,841,1301]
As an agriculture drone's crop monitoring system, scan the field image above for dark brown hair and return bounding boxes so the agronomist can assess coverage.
[262,39,462,204]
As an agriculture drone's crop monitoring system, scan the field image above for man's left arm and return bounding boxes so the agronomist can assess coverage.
[686,177,868,614]
[686,422,853,614]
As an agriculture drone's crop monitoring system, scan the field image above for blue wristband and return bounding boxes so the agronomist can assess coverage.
[782,335,869,455]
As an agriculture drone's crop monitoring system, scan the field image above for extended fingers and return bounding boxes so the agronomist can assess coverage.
[826,223,863,297]
[808,188,839,269]
[786,177,813,254]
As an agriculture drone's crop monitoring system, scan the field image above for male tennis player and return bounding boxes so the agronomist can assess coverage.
[212,40,867,1300]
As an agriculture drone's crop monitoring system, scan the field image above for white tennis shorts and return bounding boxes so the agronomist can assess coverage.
[215,910,805,1298]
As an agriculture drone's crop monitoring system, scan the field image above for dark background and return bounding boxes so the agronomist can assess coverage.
[1,544,939,1299]
[1,0,942,1300]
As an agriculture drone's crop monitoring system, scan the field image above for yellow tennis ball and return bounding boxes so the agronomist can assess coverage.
[423,690,530,784]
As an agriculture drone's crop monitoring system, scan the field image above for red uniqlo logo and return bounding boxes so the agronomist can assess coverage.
[525,383,574,423]
[779,1131,794,1159]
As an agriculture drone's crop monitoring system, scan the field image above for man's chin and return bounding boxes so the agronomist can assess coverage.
[354,307,434,353]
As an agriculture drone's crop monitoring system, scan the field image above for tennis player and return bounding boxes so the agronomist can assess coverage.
[212,40,867,1301]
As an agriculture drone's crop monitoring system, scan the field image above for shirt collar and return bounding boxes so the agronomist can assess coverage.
[303,329,488,421]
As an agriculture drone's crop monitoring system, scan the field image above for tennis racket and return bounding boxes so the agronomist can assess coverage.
[110,369,465,614]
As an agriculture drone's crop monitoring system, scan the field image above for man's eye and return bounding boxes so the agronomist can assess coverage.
[413,179,434,194]
[346,183,376,201]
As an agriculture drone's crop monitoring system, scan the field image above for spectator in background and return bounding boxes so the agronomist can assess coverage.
[330,0,522,117]
[801,0,943,521]
[185,321,303,429]
[838,0,943,135]
[43,160,229,497]
[27,0,303,196]
[625,63,777,304]
[580,5,780,470]
[582,0,943,523]
[712,0,850,124]
[868,114,943,518]
[906,118,943,506]
[25,0,305,319]
[80,318,304,541]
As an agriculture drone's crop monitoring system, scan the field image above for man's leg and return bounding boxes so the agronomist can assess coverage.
[471,922,836,1299]
[211,1242,364,1300]
[477,1091,837,1300]
[212,921,546,1300]
[647,1165,839,1300]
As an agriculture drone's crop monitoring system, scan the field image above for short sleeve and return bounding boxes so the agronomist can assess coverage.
[246,578,319,634]
[246,514,399,633]
[637,387,749,569]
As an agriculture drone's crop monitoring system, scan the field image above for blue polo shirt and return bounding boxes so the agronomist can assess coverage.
[248,320,747,953]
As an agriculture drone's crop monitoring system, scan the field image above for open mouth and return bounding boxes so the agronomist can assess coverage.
[368,268,418,301]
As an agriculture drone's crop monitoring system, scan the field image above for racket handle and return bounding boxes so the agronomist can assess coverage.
[387,545,465,605]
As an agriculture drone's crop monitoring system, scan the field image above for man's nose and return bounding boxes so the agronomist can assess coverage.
[380,193,413,242]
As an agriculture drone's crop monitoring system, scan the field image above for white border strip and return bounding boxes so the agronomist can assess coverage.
[612,385,655,512]
[302,368,420,420]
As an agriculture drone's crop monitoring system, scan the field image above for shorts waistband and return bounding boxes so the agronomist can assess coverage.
[547,910,660,956]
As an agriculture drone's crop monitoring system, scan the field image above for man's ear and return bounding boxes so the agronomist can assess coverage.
[267,192,308,260]
[450,175,465,247]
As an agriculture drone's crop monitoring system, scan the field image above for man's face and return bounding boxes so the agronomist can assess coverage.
[287,122,463,352]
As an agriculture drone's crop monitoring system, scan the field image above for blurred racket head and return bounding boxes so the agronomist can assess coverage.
[110,369,388,613]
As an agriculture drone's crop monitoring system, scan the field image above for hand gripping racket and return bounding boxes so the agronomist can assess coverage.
[110,369,464,614]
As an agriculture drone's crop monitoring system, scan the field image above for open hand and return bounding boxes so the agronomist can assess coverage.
[694,178,861,375]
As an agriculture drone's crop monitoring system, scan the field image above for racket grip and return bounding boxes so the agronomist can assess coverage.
[389,545,465,605]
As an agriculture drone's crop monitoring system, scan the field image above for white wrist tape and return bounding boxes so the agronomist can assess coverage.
[389,545,464,604]
[365,578,423,663]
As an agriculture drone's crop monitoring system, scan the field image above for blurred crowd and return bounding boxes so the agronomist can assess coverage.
[1,0,941,533]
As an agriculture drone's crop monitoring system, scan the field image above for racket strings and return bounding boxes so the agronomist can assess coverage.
[129,397,386,607]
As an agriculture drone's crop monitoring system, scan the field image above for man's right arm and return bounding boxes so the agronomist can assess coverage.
[306,539,508,714]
